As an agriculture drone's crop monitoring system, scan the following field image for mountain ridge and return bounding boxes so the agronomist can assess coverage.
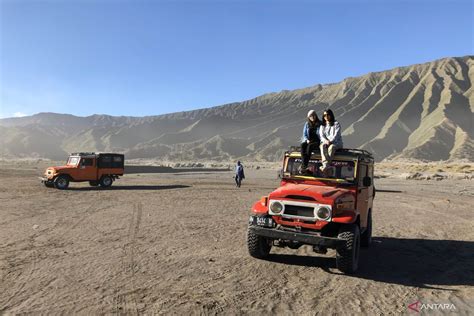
[1,55,473,162]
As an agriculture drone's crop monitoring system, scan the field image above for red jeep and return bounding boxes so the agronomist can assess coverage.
[247,148,375,274]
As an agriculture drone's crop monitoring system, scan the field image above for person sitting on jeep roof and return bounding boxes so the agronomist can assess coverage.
[319,109,343,172]
[301,110,321,172]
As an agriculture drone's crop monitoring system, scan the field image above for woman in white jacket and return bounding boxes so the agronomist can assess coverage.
[319,109,343,172]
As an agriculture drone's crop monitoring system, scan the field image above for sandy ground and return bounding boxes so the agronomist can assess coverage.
[0,162,473,315]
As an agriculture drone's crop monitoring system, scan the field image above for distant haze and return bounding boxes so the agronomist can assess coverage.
[1,56,473,162]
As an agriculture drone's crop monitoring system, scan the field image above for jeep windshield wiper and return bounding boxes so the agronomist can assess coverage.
[317,177,354,185]
[289,174,353,184]
[336,181,355,187]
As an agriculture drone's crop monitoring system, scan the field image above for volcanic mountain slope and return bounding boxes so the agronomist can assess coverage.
[0,56,472,161]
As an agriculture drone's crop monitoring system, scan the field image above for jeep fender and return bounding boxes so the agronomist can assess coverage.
[54,173,73,182]
[332,210,358,224]
[252,201,268,215]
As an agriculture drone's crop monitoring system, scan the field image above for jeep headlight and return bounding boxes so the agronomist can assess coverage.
[269,201,284,214]
[316,206,331,220]
[46,169,55,178]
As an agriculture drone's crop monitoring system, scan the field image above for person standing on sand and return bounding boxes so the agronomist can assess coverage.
[301,110,321,173]
[319,109,343,172]
[235,161,245,187]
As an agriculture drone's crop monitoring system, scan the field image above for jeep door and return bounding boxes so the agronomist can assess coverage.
[367,164,374,211]
[356,163,370,229]
[79,158,96,180]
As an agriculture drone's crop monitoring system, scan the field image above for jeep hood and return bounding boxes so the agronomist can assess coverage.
[49,165,76,171]
[269,183,352,202]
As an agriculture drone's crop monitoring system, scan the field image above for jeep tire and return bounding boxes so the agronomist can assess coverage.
[361,210,372,247]
[247,227,271,259]
[89,181,99,187]
[336,224,360,274]
[44,181,54,188]
[100,175,113,188]
[54,175,70,190]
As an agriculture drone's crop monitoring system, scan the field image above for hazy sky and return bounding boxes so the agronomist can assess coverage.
[0,0,472,118]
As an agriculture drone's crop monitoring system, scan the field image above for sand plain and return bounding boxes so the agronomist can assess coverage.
[0,161,473,314]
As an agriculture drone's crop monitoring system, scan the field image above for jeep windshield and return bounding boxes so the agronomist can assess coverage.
[284,157,356,183]
[67,157,80,166]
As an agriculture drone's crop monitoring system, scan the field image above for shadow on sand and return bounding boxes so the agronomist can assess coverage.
[69,185,191,191]
[124,165,229,174]
[376,189,403,193]
[267,237,474,289]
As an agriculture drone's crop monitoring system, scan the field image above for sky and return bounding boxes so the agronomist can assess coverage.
[0,0,473,118]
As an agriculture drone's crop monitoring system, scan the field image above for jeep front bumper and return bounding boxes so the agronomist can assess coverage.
[40,177,53,183]
[249,222,345,248]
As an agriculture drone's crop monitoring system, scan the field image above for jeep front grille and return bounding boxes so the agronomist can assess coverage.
[283,205,315,218]
[268,199,332,222]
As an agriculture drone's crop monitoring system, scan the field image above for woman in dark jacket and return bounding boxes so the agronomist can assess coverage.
[301,110,321,172]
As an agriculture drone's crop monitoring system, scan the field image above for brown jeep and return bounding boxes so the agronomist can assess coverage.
[247,148,375,274]
[41,152,124,190]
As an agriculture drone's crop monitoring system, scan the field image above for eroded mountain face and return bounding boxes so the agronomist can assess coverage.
[1,56,473,162]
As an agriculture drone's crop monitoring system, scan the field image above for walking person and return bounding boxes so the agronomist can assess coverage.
[319,109,343,172]
[300,110,321,173]
[235,161,245,187]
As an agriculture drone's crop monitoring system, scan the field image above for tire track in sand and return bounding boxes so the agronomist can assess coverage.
[0,203,114,313]
[0,248,38,313]
[113,202,142,315]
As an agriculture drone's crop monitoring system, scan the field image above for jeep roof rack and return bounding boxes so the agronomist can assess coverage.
[336,148,374,159]
[70,152,125,156]
[70,152,96,156]
[97,153,124,156]
[287,146,373,159]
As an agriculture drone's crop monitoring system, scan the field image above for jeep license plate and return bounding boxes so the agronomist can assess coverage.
[250,216,274,228]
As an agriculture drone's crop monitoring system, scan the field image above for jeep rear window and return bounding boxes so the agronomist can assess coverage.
[97,155,124,168]
[285,157,356,182]
[67,157,80,166]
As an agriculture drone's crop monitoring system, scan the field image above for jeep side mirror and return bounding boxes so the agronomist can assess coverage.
[363,176,372,187]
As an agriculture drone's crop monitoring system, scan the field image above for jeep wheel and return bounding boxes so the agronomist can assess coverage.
[100,175,113,188]
[54,175,70,190]
[336,224,360,274]
[247,227,271,259]
[361,210,372,247]
[89,181,99,187]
